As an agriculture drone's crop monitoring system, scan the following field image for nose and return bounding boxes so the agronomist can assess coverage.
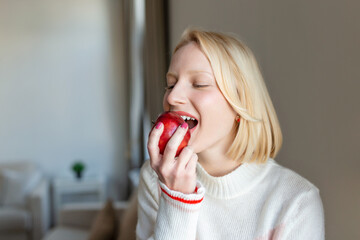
[165,84,187,106]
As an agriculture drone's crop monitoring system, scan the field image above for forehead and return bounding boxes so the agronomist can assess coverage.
[168,42,213,75]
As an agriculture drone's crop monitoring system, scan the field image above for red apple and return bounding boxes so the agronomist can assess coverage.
[152,111,191,157]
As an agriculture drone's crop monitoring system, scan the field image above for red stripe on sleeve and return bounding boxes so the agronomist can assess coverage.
[160,187,204,204]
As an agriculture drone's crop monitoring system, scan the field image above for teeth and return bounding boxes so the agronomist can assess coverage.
[181,115,195,121]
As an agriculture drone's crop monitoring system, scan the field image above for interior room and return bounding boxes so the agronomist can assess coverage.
[0,0,359,239]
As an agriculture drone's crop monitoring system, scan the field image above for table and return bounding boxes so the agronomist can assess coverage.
[52,175,106,224]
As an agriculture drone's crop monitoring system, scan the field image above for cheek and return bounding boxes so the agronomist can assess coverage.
[199,92,235,121]
[195,93,235,140]
[196,93,215,107]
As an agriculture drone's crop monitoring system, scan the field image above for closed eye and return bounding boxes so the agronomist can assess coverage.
[194,84,209,88]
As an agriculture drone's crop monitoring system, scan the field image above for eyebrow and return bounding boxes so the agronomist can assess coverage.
[166,70,214,79]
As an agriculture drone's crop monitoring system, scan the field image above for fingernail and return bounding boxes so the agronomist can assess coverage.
[155,122,162,129]
[181,122,188,129]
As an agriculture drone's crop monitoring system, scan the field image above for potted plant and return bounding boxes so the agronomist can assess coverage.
[71,161,85,180]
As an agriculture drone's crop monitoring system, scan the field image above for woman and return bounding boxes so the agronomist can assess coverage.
[137,28,324,239]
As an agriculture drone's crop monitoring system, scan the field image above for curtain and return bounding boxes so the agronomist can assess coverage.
[123,0,168,170]
[143,0,169,164]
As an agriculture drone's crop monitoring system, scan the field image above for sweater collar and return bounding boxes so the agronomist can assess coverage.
[196,158,274,199]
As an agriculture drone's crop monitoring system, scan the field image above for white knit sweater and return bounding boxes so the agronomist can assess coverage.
[136,158,325,240]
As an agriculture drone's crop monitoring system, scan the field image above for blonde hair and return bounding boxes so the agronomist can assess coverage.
[174,28,282,163]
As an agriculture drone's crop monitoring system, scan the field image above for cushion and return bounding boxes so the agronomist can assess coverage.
[0,207,31,231]
[88,200,117,240]
[0,168,42,207]
[117,190,137,240]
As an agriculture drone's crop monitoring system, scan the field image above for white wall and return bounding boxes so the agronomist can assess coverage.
[0,0,128,199]
[169,0,360,239]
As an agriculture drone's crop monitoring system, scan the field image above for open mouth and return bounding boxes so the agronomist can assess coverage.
[180,115,198,129]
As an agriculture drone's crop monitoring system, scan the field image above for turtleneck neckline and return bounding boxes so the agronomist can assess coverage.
[196,158,274,199]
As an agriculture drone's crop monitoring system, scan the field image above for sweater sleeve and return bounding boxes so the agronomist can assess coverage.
[136,161,205,240]
[280,188,325,240]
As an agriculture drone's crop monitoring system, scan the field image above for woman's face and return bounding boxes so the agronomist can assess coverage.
[163,42,237,155]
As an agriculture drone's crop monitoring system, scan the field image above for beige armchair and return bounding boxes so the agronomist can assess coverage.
[0,162,50,240]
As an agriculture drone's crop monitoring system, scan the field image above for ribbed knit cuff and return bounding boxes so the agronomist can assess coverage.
[154,181,205,240]
[158,180,205,205]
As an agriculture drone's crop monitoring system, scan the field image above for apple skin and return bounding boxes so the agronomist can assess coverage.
[152,111,191,157]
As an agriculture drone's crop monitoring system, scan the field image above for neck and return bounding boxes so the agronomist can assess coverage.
[196,129,241,176]
[197,148,242,177]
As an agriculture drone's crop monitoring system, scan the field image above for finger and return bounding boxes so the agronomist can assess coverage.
[162,122,188,162]
[147,122,164,167]
[175,146,194,170]
[185,153,198,173]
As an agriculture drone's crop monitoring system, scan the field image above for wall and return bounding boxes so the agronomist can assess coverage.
[0,0,129,199]
[168,0,360,239]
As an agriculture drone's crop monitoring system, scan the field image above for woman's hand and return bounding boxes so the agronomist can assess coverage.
[147,122,198,194]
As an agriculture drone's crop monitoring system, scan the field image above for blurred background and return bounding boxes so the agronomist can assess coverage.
[0,0,359,239]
